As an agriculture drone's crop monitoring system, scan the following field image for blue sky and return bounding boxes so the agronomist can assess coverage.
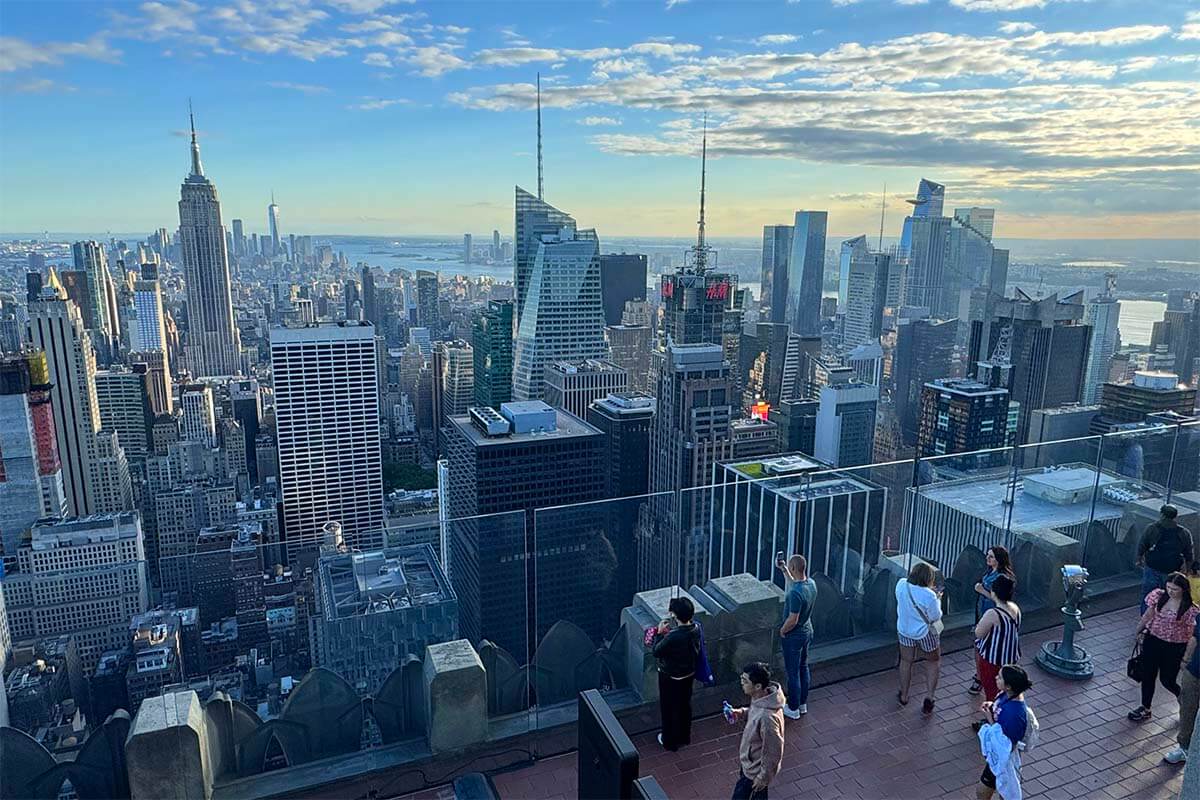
[1,0,1196,239]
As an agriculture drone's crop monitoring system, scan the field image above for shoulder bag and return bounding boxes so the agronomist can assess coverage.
[906,582,945,635]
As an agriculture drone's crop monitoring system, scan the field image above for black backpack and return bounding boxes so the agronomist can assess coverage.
[1146,525,1185,574]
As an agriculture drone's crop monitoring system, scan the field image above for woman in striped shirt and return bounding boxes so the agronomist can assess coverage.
[974,574,1021,704]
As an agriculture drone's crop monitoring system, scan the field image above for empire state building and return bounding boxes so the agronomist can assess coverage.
[179,110,240,377]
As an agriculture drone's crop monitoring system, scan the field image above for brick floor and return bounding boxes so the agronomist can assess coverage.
[488,606,1188,799]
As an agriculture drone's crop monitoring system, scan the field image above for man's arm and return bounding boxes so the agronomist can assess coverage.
[1137,524,1155,560]
[780,612,799,637]
[756,714,785,789]
[1182,529,1194,565]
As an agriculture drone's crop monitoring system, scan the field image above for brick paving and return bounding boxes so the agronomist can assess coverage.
[487,606,1188,800]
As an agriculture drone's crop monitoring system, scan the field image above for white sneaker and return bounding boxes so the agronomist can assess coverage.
[1163,746,1188,764]
[797,703,808,715]
[657,733,664,747]
[783,707,802,720]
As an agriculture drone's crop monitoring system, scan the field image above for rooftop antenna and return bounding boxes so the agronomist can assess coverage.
[692,113,709,274]
[877,182,886,252]
[188,99,204,177]
[536,73,543,200]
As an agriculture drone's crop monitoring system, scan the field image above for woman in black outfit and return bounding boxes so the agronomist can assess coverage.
[652,596,701,751]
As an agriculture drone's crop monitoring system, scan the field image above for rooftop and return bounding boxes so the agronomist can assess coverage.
[317,543,452,618]
[484,607,1185,800]
[450,406,600,446]
[726,452,824,479]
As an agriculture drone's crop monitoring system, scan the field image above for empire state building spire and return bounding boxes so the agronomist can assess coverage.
[189,101,204,177]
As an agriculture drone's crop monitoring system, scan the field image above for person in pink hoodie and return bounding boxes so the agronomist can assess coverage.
[728,662,786,799]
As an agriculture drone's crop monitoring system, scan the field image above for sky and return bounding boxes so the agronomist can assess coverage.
[0,0,1197,240]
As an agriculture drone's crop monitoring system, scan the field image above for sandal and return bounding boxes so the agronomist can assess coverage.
[1128,707,1152,722]
[968,677,982,695]
[922,698,935,714]
[897,691,909,706]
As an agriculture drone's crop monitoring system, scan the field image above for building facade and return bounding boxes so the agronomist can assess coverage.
[544,359,628,420]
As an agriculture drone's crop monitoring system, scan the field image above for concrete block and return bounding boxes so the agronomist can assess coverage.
[126,691,211,800]
[423,640,486,754]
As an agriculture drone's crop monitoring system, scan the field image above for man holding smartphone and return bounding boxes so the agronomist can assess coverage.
[777,553,817,719]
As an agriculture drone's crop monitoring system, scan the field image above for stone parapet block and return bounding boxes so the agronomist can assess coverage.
[423,640,487,754]
[126,690,212,800]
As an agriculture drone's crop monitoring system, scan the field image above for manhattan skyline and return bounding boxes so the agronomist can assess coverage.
[1,0,1197,239]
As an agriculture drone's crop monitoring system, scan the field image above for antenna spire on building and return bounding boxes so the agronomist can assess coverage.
[691,113,709,274]
[188,100,204,177]
[878,182,886,252]
[536,73,544,200]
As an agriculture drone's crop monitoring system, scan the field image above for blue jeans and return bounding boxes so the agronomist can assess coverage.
[1141,566,1167,613]
[731,770,767,799]
[782,630,811,711]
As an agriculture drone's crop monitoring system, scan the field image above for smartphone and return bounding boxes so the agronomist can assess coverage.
[776,550,786,566]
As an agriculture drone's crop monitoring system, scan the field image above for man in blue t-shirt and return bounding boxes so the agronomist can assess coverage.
[777,554,817,720]
[1164,612,1200,764]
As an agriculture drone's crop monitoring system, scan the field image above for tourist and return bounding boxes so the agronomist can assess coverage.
[974,575,1022,704]
[776,553,817,719]
[977,664,1036,800]
[1164,583,1200,764]
[970,546,1015,695]
[1137,505,1194,613]
[652,596,701,750]
[896,561,944,714]
[728,662,785,800]
[1129,572,1198,722]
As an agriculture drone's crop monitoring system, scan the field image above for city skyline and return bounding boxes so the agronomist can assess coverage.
[1,1,1197,239]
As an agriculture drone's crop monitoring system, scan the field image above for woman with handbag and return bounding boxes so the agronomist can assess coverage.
[652,596,702,749]
[970,546,1016,695]
[1128,572,1197,722]
[974,574,1022,704]
[896,562,944,714]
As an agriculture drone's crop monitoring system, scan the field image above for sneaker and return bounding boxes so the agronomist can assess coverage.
[797,703,808,715]
[1128,707,1152,722]
[657,733,664,747]
[968,677,982,695]
[1163,747,1188,764]
[783,707,802,720]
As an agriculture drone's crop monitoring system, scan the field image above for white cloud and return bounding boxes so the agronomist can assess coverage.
[407,45,467,76]
[998,21,1038,33]
[755,34,801,45]
[2,77,77,93]
[267,81,331,94]
[348,97,409,110]
[626,41,701,58]
[578,115,622,126]
[665,0,692,8]
[363,52,393,68]
[0,34,120,72]
[950,0,1048,10]
[475,47,561,66]
[1179,24,1200,41]
[327,0,416,13]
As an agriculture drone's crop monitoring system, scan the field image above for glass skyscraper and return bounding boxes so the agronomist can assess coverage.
[784,211,828,338]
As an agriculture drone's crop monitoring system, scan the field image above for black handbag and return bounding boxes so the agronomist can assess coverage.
[1126,635,1145,682]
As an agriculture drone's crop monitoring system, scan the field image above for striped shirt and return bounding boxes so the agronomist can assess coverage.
[976,605,1021,666]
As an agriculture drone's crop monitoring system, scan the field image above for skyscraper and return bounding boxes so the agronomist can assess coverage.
[179,110,240,377]
[544,359,628,420]
[130,263,173,414]
[785,211,828,337]
[441,402,604,658]
[492,229,501,259]
[893,315,958,446]
[229,378,262,485]
[94,368,153,463]
[432,340,474,452]
[271,322,384,561]
[71,241,119,359]
[0,352,66,561]
[839,235,891,349]
[267,192,281,257]
[900,215,952,315]
[463,233,473,264]
[361,265,377,324]
[970,290,1092,443]
[415,270,440,333]
[26,271,123,518]
[598,253,648,327]
[917,378,1010,457]
[954,207,995,240]
[472,300,513,409]
[760,224,793,324]
[1083,274,1122,405]
[514,187,575,331]
[897,178,945,257]
[231,219,244,258]
[511,225,607,401]
[813,367,878,468]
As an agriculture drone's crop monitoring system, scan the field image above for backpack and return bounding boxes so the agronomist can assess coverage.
[1018,706,1040,754]
[1146,525,1185,573]
[694,622,715,686]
